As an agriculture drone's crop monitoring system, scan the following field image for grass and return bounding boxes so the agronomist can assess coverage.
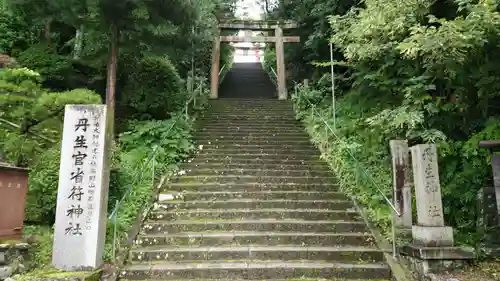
[22,225,53,268]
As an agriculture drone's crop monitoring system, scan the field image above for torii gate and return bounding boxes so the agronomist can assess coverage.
[210,19,300,100]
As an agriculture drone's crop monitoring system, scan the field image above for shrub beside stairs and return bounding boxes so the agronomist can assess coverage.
[119,98,392,281]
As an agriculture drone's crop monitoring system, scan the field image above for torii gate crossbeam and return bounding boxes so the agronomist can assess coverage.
[211,20,300,100]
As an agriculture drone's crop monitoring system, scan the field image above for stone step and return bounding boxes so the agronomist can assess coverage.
[194,139,312,146]
[207,107,294,111]
[203,114,296,120]
[155,199,353,211]
[134,232,376,248]
[194,140,313,147]
[129,245,385,263]
[195,131,307,137]
[164,182,339,192]
[122,279,389,281]
[209,101,293,107]
[203,114,296,118]
[197,127,305,133]
[171,175,334,185]
[181,162,330,172]
[183,157,324,166]
[121,261,390,280]
[193,135,311,141]
[158,191,346,201]
[195,148,320,157]
[200,124,303,130]
[199,116,297,121]
[205,108,294,113]
[198,119,301,126]
[210,98,293,102]
[182,169,330,178]
[140,220,367,235]
[148,208,359,221]
[190,154,322,162]
[206,101,293,106]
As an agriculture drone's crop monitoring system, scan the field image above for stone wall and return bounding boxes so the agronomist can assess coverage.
[0,243,30,280]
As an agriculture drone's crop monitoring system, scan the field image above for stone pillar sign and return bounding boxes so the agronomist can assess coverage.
[52,105,110,270]
[410,144,452,245]
[401,144,473,277]
[389,140,413,235]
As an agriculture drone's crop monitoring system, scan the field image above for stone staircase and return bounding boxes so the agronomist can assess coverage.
[219,63,277,99]
[120,97,392,280]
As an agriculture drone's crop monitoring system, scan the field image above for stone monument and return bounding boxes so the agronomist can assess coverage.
[401,144,473,276]
[389,140,413,241]
[52,105,110,270]
[478,140,500,256]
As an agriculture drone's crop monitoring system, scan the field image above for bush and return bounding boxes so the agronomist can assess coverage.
[25,146,60,223]
[14,44,102,91]
[0,67,42,85]
[0,67,103,222]
[103,115,196,260]
[16,44,73,89]
[0,8,36,55]
[119,56,184,120]
[293,82,500,247]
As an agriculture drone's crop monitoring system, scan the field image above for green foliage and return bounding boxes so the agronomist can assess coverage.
[15,44,102,91]
[262,49,276,78]
[21,225,54,268]
[293,84,394,235]
[0,67,101,166]
[103,115,196,260]
[0,6,36,54]
[287,0,500,248]
[16,45,71,83]
[263,0,359,81]
[0,66,102,225]
[25,147,60,223]
[0,0,231,271]
[119,56,183,120]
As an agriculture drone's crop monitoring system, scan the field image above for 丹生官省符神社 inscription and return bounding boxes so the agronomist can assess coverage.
[52,105,110,270]
[411,144,445,227]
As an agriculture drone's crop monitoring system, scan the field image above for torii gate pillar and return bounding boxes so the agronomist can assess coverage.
[211,20,299,100]
[210,29,221,99]
[275,26,287,100]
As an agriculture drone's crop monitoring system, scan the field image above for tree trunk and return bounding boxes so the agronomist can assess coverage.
[44,17,53,46]
[73,25,84,59]
[106,24,118,138]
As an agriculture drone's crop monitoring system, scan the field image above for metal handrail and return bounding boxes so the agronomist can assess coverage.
[270,67,277,79]
[296,83,400,257]
[218,64,226,76]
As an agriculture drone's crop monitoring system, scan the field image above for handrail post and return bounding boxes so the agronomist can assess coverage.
[152,154,155,187]
[112,199,119,261]
[392,213,397,258]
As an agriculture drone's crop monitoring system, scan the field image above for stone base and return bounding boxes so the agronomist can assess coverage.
[400,244,474,278]
[412,225,454,247]
[395,227,412,246]
[477,244,500,258]
[401,244,474,260]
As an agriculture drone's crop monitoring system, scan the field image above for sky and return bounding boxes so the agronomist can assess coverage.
[232,0,267,63]
[235,0,264,19]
